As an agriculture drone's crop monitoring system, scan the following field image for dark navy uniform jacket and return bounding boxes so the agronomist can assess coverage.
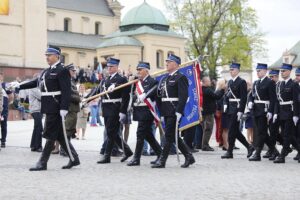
[19,62,71,114]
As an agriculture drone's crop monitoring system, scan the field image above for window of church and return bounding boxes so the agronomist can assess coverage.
[64,18,72,32]
[156,50,164,68]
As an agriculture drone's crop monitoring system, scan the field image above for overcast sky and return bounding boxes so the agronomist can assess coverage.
[118,0,300,66]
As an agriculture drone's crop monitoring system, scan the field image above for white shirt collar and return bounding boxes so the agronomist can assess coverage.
[259,76,267,82]
[143,75,149,82]
[110,72,118,79]
[231,75,239,82]
[50,60,60,69]
[169,70,178,76]
[284,78,291,83]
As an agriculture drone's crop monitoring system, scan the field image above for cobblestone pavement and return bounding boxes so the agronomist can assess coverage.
[0,120,300,200]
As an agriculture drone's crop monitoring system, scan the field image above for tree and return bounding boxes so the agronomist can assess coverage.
[164,0,266,79]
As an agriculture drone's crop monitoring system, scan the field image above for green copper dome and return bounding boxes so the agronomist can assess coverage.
[120,1,169,32]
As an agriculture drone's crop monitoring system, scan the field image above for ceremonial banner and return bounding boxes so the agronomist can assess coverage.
[156,61,202,131]
[0,0,9,15]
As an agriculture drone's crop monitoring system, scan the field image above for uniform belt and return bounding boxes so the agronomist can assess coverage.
[162,98,179,102]
[41,91,61,96]
[229,98,240,102]
[279,101,293,105]
[133,102,147,107]
[102,98,122,103]
[254,100,270,104]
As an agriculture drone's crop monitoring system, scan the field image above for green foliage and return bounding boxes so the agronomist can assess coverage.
[164,0,266,79]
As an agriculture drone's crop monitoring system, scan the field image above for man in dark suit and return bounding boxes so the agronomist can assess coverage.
[221,62,255,159]
[96,58,133,164]
[248,63,277,161]
[273,63,300,163]
[127,61,162,166]
[152,54,195,168]
[9,45,80,171]
[201,76,225,151]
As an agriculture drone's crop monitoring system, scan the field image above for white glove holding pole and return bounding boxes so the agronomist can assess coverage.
[160,117,164,124]
[266,112,273,122]
[60,110,68,119]
[175,112,182,122]
[107,84,115,92]
[8,81,20,89]
[272,114,278,123]
[138,93,147,103]
[119,113,126,124]
[237,112,243,121]
[293,116,299,126]
[248,102,253,109]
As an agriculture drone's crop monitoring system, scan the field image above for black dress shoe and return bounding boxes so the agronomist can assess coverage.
[233,146,240,150]
[150,156,160,165]
[29,163,47,171]
[62,158,80,169]
[293,153,300,161]
[247,145,255,158]
[191,149,199,153]
[221,151,233,159]
[269,149,279,161]
[35,147,43,153]
[195,145,202,150]
[151,161,165,168]
[222,147,227,151]
[127,158,140,166]
[181,154,196,168]
[120,151,133,162]
[1,143,5,148]
[249,153,261,161]
[274,156,285,163]
[97,156,111,164]
[202,146,214,151]
[262,150,272,158]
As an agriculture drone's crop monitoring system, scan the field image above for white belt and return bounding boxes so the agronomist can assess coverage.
[102,98,122,103]
[162,98,179,102]
[41,91,61,96]
[134,102,147,107]
[254,100,270,104]
[279,101,293,105]
[229,98,240,102]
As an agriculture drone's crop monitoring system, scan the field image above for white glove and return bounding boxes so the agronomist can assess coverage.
[119,113,126,123]
[107,84,115,92]
[248,102,253,109]
[293,116,299,126]
[8,81,20,89]
[60,110,68,119]
[175,112,182,122]
[160,117,164,124]
[138,93,147,103]
[266,112,273,122]
[272,114,278,123]
[223,105,228,113]
[237,112,243,121]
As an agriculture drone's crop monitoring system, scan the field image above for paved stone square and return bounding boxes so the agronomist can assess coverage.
[0,119,300,200]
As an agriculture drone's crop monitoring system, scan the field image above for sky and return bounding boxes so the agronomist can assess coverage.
[118,0,300,66]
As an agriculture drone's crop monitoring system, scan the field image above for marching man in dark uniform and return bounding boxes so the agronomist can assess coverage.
[95,58,133,164]
[247,63,277,161]
[127,61,162,166]
[273,63,300,163]
[221,62,255,159]
[292,68,300,162]
[152,54,195,168]
[9,46,80,171]
[266,70,282,160]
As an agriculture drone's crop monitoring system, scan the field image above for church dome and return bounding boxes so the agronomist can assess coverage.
[120,1,169,32]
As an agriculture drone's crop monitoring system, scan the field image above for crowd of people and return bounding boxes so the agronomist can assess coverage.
[1,45,300,170]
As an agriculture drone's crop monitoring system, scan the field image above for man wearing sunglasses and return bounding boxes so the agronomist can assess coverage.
[247,63,277,161]
[273,64,300,163]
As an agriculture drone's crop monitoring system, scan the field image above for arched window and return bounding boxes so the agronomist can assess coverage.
[95,22,102,35]
[94,57,99,69]
[64,18,72,32]
[156,50,164,68]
